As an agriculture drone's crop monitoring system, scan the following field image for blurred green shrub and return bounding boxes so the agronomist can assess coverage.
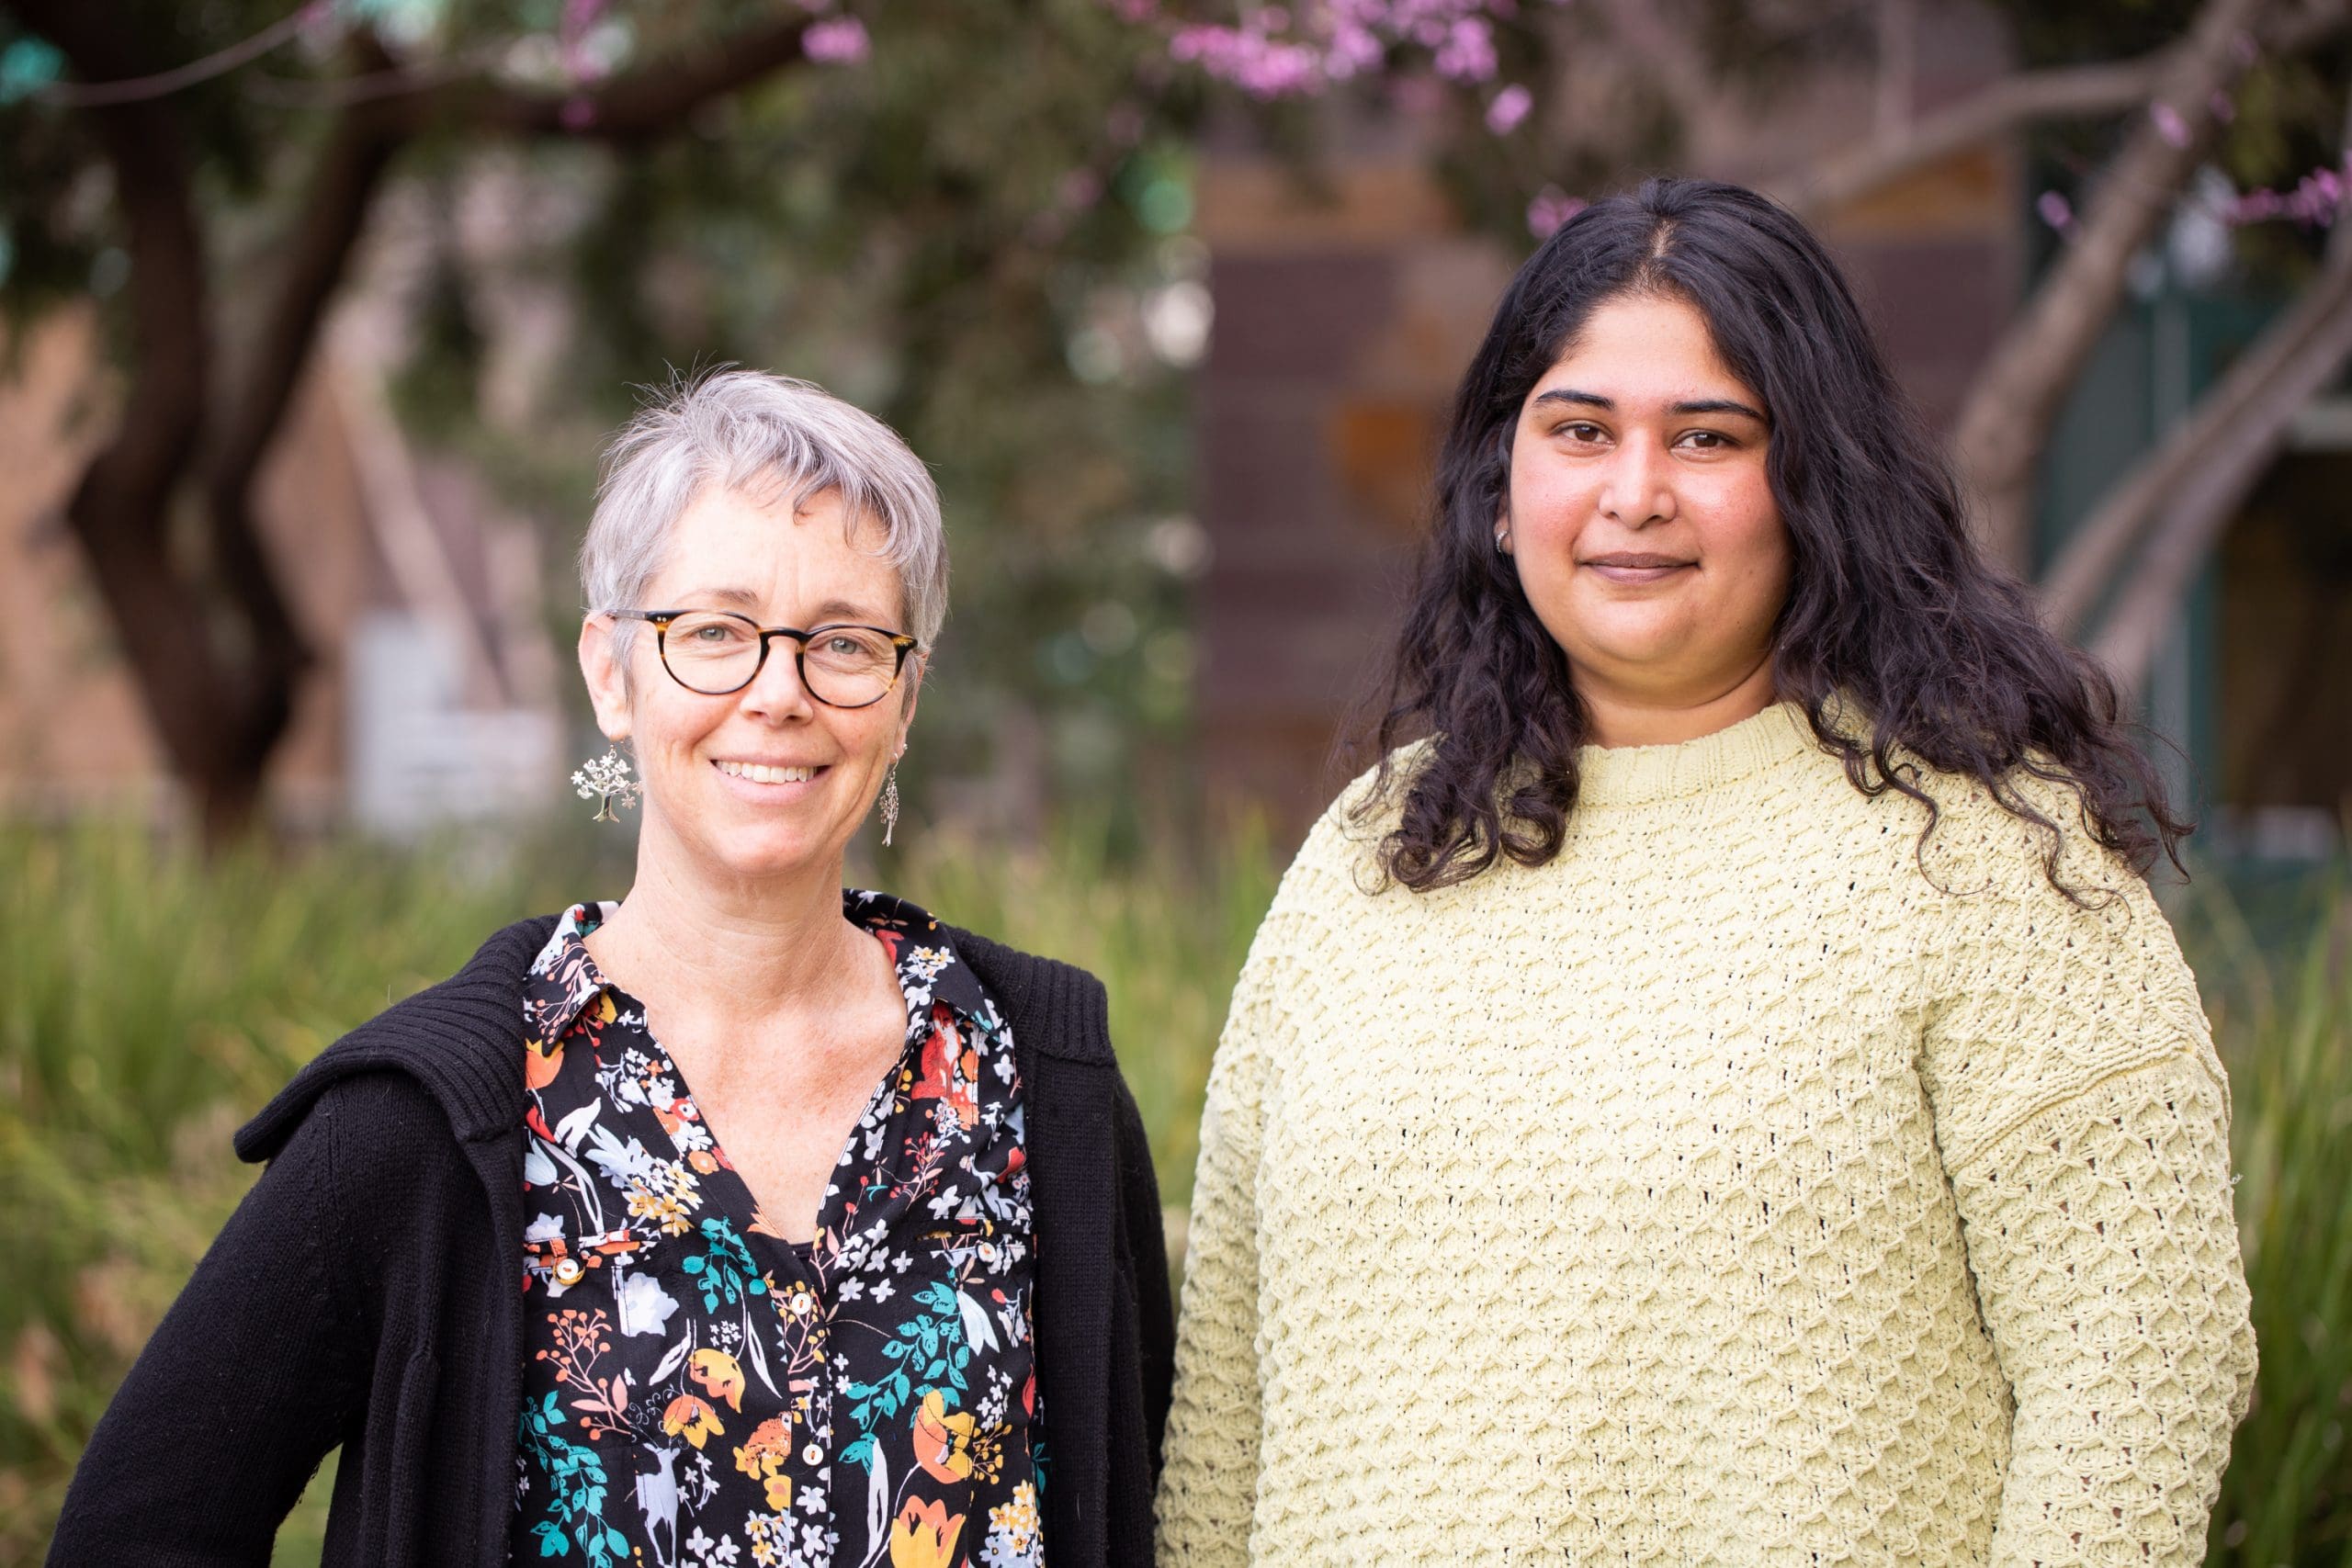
[1,825,2344,1565]
[2186,878,2352,1567]
[0,818,1274,1560]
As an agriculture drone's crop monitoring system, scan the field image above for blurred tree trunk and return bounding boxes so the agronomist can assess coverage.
[1945,0,2278,572]
[7,0,302,842]
[1,0,812,843]
[1786,0,2347,700]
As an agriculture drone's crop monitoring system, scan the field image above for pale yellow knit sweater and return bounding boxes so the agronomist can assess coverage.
[1157,703,2256,1566]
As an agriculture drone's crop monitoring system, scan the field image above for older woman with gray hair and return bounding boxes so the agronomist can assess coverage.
[51,372,1173,1568]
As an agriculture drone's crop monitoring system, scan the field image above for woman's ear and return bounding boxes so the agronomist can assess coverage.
[579,616,632,741]
[894,654,926,753]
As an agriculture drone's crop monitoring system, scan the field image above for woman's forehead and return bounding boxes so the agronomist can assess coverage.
[1535,298,1761,410]
[647,485,901,615]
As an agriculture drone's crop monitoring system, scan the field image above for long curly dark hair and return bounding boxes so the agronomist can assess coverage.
[1354,176,2188,896]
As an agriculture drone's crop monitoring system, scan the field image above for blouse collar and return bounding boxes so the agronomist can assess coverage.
[521,889,992,1053]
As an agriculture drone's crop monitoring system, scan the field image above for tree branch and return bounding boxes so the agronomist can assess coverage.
[2082,75,2352,703]
[378,14,812,141]
[0,0,254,805]
[2039,249,2352,637]
[194,14,821,773]
[1778,53,2169,220]
[1949,0,2281,569]
[2086,254,2352,700]
[206,33,404,595]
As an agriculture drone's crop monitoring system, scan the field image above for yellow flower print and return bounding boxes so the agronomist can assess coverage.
[889,1496,965,1568]
[988,1481,1042,1556]
[689,1347,745,1411]
[660,1393,724,1449]
[732,1415,795,1512]
[627,1160,701,1235]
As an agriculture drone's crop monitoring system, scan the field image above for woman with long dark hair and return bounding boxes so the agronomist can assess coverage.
[1157,178,2255,1564]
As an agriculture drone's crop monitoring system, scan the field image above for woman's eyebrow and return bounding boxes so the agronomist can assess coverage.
[1531,388,1768,423]
[664,585,763,609]
[808,597,888,625]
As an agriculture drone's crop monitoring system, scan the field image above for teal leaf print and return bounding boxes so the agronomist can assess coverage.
[678,1216,768,1313]
[516,1390,628,1567]
[847,1279,975,1437]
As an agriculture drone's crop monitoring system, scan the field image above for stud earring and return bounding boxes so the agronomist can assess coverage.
[879,761,900,847]
[572,744,640,822]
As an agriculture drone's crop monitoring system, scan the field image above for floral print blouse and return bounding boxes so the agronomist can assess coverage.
[511,893,1043,1568]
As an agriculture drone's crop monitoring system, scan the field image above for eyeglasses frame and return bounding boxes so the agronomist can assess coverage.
[612,609,922,708]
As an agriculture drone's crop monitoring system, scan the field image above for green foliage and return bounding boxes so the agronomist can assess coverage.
[2177,876,2352,1567]
[0,818,1271,1559]
[1,0,1210,819]
[371,0,1213,826]
[0,822,535,1559]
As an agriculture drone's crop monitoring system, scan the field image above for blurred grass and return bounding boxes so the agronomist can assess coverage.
[2174,869,2352,1567]
[0,817,1276,1561]
[1,822,2346,1564]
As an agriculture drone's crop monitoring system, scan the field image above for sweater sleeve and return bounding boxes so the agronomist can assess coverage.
[1918,796,2257,1567]
[47,1088,363,1567]
[1154,896,1301,1566]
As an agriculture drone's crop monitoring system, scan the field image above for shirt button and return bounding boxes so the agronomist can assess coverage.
[802,1443,824,1466]
[552,1258,584,1286]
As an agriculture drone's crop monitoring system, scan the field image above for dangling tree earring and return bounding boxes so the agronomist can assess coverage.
[879,761,901,847]
[572,743,640,823]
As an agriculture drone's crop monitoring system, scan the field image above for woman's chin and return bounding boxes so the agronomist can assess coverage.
[681,824,842,886]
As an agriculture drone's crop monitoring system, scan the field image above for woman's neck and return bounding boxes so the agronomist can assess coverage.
[584,837,867,1030]
[1575,654,1779,750]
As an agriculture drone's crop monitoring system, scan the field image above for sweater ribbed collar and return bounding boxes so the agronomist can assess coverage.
[1571,699,1826,808]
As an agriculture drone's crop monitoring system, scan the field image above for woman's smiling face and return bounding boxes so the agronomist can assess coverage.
[581,482,918,889]
[1501,291,1791,719]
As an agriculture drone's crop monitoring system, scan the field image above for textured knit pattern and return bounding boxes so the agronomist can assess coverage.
[1156,703,2256,1567]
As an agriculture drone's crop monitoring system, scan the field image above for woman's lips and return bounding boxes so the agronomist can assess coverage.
[710,759,829,800]
[1582,555,1693,585]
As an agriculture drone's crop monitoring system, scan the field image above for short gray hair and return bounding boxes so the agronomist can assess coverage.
[582,369,948,650]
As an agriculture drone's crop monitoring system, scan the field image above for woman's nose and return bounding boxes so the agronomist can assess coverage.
[1598,435,1676,528]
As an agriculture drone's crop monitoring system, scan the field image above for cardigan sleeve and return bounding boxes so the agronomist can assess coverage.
[1918,792,2257,1567]
[1154,906,1299,1566]
[48,1086,363,1567]
[1113,1069,1178,1477]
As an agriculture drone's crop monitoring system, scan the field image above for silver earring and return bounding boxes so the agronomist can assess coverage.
[572,744,640,823]
[880,761,900,847]
[1495,527,1510,552]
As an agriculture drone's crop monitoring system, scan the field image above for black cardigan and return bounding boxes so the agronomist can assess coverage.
[49,916,1174,1568]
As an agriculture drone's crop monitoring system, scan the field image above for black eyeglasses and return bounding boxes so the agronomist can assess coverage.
[615,610,921,708]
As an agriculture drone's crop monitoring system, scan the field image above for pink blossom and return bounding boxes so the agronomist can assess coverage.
[2035,189,2073,231]
[1486,83,1532,134]
[1527,186,1584,238]
[560,0,609,84]
[1171,24,1321,96]
[1163,0,1517,98]
[2225,160,2352,228]
[2150,101,2190,148]
[2208,89,2235,125]
[804,17,870,64]
[1433,16,1496,81]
